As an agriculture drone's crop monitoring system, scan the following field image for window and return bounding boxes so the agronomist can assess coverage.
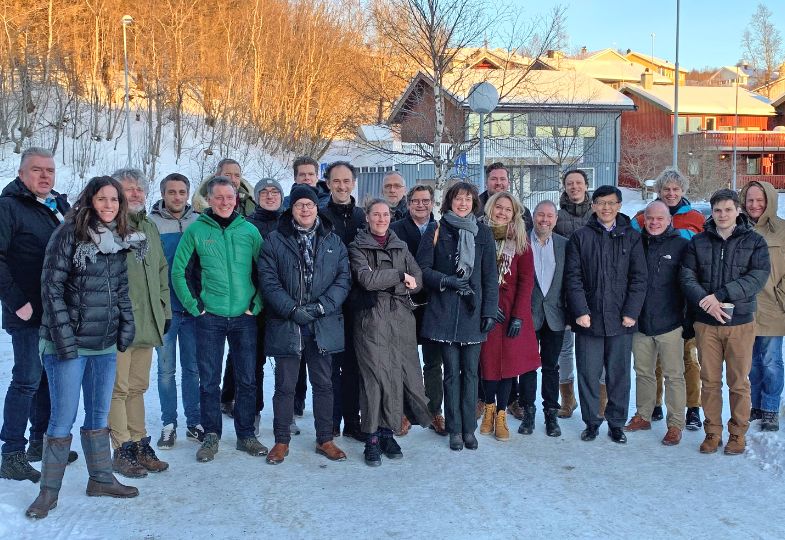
[535,126,574,137]
[488,113,512,137]
[705,117,716,131]
[466,113,480,139]
[746,156,761,175]
[688,117,701,132]
[511,113,528,137]
[577,126,596,138]
[677,117,687,134]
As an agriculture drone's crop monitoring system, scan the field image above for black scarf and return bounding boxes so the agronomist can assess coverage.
[293,217,319,296]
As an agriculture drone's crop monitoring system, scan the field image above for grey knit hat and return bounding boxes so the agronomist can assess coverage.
[254,177,284,201]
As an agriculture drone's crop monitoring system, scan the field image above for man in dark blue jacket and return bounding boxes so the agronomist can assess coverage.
[0,148,72,482]
[565,185,647,444]
[624,201,689,446]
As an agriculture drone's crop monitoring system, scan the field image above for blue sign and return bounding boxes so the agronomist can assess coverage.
[455,152,468,178]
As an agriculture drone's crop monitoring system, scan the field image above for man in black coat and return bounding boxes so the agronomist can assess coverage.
[390,185,445,434]
[0,147,71,482]
[564,185,647,444]
[282,156,331,210]
[680,189,770,455]
[476,162,533,231]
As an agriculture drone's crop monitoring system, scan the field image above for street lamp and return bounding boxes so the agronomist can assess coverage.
[672,0,680,167]
[468,81,499,183]
[732,63,741,190]
[122,15,133,167]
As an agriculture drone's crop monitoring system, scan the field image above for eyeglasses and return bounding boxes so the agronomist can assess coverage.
[384,184,405,190]
[293,202,316,210]
[410,199,432,206]
[592,200,620,208]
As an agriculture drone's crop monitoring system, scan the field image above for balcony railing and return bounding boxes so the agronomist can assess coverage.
[680,131,785,151]
[395,136,586,164]
[737,175,785,189]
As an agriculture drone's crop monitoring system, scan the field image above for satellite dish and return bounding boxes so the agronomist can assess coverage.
[468,82,499,114]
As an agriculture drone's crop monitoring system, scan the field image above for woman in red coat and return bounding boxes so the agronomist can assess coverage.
[479,192,540,441]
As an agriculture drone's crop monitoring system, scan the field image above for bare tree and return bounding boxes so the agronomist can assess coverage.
[620,130,672,198]
[742,3,783,95]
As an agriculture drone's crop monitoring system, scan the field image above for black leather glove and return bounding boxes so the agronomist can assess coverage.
[441,275,465,290]
[163,319,171,335]
[507,317,522,338]
[494,307,506,324]
[291,307,316,326]
[480,317,496,333]
[304,303,324,318]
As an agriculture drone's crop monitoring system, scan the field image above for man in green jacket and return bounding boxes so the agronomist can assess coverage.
[109,169,171,478]
[171,176,266,463]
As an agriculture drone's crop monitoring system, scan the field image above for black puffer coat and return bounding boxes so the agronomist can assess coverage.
[638,226,689,336]
[0,178,69,329]
[247,206,281,239]
[416,218,499,344]
[554,191,593,238]
[680,214,770,326]
[39,222,135,359]
[321,196,365,246]
[564,213,648,337]
[259,211,351,356]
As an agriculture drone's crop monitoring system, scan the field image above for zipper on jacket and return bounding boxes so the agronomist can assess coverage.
[104,257,113,345]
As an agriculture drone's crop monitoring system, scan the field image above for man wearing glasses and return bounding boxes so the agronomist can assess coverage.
[382,172,409,221]
[564,185,647,444]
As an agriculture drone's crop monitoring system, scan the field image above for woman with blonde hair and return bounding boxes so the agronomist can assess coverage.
[478,192,539,441]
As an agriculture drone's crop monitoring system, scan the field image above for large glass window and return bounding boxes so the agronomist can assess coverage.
[488,113,512,137]
[688,117,702,132]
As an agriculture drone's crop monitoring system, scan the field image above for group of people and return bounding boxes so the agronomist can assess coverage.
[0,148,782,519]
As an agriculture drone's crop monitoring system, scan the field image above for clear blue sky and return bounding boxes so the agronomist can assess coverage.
[517,0,785,70]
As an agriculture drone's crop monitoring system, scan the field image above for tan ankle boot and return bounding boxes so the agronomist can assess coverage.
[599,384,608,418]
[558,383,578,419]
[479,403,496,435]
[494,410,510,441]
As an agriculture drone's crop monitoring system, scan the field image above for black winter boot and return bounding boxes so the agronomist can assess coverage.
[364,435,382,467]
[81,428,139,498]
[544,408,561,437]
[517,405,536,435]
[25,435,72,519]
[379,431,403,459]
[27,440,78,465]
[0,451,40,482]
[761,411,780,432]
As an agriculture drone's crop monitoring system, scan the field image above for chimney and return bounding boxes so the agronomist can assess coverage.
[626,48,632,54]
[641,68,653,89]
[580,46,587,56]
[547,49,556,59]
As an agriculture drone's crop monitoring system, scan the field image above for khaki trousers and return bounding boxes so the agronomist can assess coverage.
[109,346,153,449]
[694,322,754,436]
[632,328,686,429]
[655,337,701,408]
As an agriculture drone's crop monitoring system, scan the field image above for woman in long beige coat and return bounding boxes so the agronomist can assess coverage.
[349,199,432,467]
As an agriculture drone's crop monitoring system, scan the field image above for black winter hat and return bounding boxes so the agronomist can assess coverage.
[290,184,319,207]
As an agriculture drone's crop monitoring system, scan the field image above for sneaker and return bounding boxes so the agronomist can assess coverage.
[254,415,261,437]
[624,414,652,432]
[651,405,664,421]
[27,441,78,464]
[293,397,305,418]
[136,436,170,472]
[290,419,301,436]
[685,407,702,431]
[379,436,403,459]
[0,451,41,483]
[220,401,234,418]
[186,425,205,442]
[196,433,219,462]
[724,433,746,455]
[157,424,176,449]
[112,442,148,478]
[236,437,269,457]
[364,436,382,467]
[760,411,780,432]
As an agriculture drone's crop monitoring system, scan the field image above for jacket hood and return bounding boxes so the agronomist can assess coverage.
[151,199,195,221]
[277,207,335,237]
[740,180,781,233]
[559,191,592,218]
[353,228,408,251]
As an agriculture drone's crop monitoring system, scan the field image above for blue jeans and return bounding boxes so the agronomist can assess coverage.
[1,327,49,453]
[196,313,257,439]
[43,353,117,438]
[156,311,200,427]
[750,336,784,412]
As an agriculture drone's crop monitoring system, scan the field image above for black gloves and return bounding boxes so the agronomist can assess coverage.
[494,307,506,324]
[441,275,465,290]
[304,303,324,319]
[291,307,316,326]
[480,317,496,333]
[163,319,171,335]
[507,318,522,338]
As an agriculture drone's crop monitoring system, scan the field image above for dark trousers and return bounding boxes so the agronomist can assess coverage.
[519,322,564,410]
[196,313,257,439]
[1,327,49,454]
[273,335,334,445]
[441,343,482,435]
[575,332,633,429]
[331,321,360,428]
[219,315,266,413]
[422,340,444,415]
[295,357,308,404]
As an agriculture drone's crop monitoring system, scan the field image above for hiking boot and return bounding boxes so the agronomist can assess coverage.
[196,433,219,462]
[266,443,288,465]
[507,400,525,421]
[220,401,234,418]
[517,405,535,435]
[186,424,205,442]
[135,436,169,472]
[82,428,138,499]
[558,383,578,419]
[254,415,261,437]
[544,408,561,437]
[157,424,176,449]
[581,425,599,441]
[651,405,664,421]
[479,403,496,435]
[599,384,608,418]
[761,411,780,432]
[364,436,382,467]
[699,433,723,454]
[379,435,403,459]
[396,416,411,437]
[685,407,702,431]
[293,397,305,417]
[429,414,448,436]
[724,434,746,455]
[315,440,347,461]
[27,440,78,465]
[25,435,72,519]
[236,437,268,457]
[624,414,652,432]
[290,419,301,436]
[112,442,147,478]
[463,432,478,450]
[494,410,510,441]
[662,426,682,446]
[449,433,464,451]
[608,427,627,444]
[750,407,763,422]
[0,451,41,483]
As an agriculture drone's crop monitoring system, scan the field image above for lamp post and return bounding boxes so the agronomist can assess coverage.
[650,33,655,63]
[732,63,741,190]
[122,15,133,167]
[672,0,680,168]
[468,81,499,184]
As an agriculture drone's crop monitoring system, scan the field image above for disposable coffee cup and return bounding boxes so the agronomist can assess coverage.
[720,303,734,318]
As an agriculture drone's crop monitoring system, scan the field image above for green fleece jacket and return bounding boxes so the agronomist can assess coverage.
[171,212,263,317]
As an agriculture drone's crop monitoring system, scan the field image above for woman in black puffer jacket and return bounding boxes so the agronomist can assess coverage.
[27,177,140,519]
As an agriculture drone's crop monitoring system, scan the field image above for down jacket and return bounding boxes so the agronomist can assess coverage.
[259,211,351,356]
[632,196,705,240]
[39,222,135,359]
[553,191,592,238]
[681,213,770,327]
[564,213,648,337]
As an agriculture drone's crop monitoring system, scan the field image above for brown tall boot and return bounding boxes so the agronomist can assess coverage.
[25,435,72,519]
[558,383,578,419]
[81,428,139,498]
[598,384,608,418]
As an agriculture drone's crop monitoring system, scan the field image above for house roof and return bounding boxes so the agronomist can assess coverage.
[626,51,688,73]
[622,84,775,115]
[542,55,672,84]
[450,47,532,69]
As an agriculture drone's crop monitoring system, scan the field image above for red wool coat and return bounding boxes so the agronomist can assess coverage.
[480,247,541,380]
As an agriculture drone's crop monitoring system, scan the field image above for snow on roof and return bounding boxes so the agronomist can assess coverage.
[626,50,688,73]
[358,124,393,142]
[622,84,775,115]
[542,56,671,84]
